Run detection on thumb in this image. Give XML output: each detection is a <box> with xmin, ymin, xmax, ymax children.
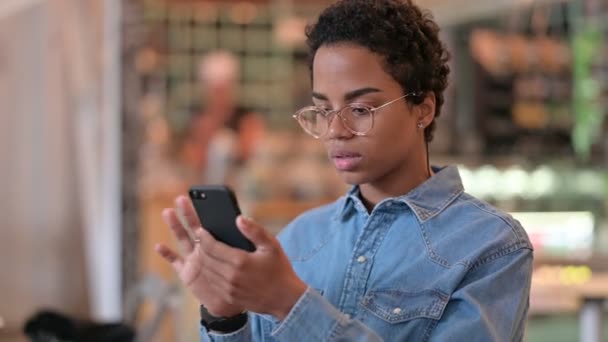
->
<box><xmin>236</xmin><ymin>215</ymin><xmax>274</xmax><ymax>250</ymax></box>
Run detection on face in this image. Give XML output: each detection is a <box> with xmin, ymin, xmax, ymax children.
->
<box><xmin>311</xmin><ymin>43</ymin><xmax>433</xmax><ymax>186</ymax></box>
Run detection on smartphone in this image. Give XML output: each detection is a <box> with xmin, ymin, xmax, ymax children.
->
<box><xmin>189</xmin><ymin>185</ymin><xmax>255</xmax><ymax>252</ymax></box>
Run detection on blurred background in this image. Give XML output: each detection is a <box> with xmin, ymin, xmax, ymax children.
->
<box><xmin>1</xmin><ymin>0</ymin><xmax>607</xmax><ymax>341</ymax></box>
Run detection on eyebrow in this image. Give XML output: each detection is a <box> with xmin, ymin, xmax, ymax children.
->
<box><xmin>312</xmin><ymin>87</ymin><xmax>382</xmax><ymax>102</ymax></box>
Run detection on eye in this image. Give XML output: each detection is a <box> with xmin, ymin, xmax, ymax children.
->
<box><xmin>350</xmin><ymin>105</ymin><xmax>370</xmax><ymax>117</ymax></box>
<box><xmin>312</xmin><ymin>103</ymin><xmax>331</xmax><ymax>111</ymax></box>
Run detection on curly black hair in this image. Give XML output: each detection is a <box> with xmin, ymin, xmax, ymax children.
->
<box><xmin>305</xmin><ymin>0</ymin><xmax>450</xmax><ymax>142</ymax></box>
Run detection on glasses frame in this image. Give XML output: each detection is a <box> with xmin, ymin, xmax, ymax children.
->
<box><xmin>292</xmin><ymin>91</ymin><xmax>422</xmax><ymax>139</ymax></box>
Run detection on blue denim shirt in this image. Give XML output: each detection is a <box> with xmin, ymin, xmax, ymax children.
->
<box><xmin>202</xmin><ymin>166</ymin><xmax>533</xmax><ymax>341</ymax></box>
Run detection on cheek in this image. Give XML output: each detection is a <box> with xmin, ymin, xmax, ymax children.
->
<box><xmin>369</xmin><ymin>115</ymin><xmax>416</xmax><ymax>154</ymax></box>
<box><xmin>367</xmin><ymin>137</ymin><xmax>411</xmax><ymax>165</ymax></box>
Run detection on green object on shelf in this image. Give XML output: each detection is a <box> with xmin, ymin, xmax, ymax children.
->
<box><xmin>571</xmin><ymin>22</ymin><xmax>605</xmax><ymax>161</ymax></box>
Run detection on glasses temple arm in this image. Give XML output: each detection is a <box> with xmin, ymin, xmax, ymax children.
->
<box><xmin>373</xmin><ymin>92</ymin><xmax>423</xmax><ymax>111</ymax></box>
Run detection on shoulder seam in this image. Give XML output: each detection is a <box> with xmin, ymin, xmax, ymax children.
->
<box><xmin>469</xmin><ymin>241</ymin><xmax>532</xmax><ymax>271</ymax></box>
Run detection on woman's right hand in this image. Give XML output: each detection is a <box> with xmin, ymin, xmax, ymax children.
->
<box><xmin>155</xmin><ymin>196</ymin><xmax>244</xmax><ymax>317</ymax></box>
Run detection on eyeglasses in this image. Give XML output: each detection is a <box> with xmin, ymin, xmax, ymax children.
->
<box><xmin>292</xmin><ymin>92</ymin><xmax>421</xmax><ymax>139</ymax></box>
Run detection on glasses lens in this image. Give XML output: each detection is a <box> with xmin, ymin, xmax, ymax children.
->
<box><xmin>341</xmin><ymin>105</ymin><xmax>372</xmax><ymax>134</ymax></box>
<box><xmin>297</xmin><ymin>109</ymin><xmax>327</xmax><ymax>137</ymax></box>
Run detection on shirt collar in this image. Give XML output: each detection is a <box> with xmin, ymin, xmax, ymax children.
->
<box><xmin>336</xmin><ymin>166</ymin><xmax>464</xmax><ymax>223</ymax></box>
<box><xmin>335</xmin><ymin>186</ymin><xmax>366</xmax><ymax>218</ymax></box>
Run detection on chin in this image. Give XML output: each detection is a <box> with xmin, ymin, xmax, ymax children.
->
<box><xmin>338</xmin><ymin>171</ymin><xmax>369</xmax><ymax>186</ymax></box>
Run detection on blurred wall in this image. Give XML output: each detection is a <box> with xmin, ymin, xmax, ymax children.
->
<box><xmin>0</xmin><ymin>2</ymin><xmax>89</xmax><ymax>338</ymax></box>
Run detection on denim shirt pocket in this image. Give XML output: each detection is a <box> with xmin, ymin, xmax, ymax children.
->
<box><xmin>360</xmin><ymin>289</ymin><xmax>449</xmax><ymax>324</ymax></box>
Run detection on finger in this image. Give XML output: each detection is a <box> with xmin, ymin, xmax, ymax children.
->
<box><xmin>195</xmin><ymin>228</ymin><xmax>245</xmax><ymax>266</ymax></box>
<box><xmin>175</xmin><ymin>195</ymin><xmax>204</xmax><ymax>236</ymax></box>
<box><xmin>236</xmin><ymin>216</ymin><xmax>274</xmax><ymax>251</ymax></box>
<box><xmin>162</xmin><ymin>208</ymin><xmax>194</xmax><ymax>253</ymax></box>
<box><xmin>155</xmin><ymin>243</ymin><xmax>185</xmax><ymax>272</ymax></box>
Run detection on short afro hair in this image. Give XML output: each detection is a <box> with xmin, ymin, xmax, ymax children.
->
<box><xmin>305</xmin><ymin>0</ymin><xmax>450</xmax><ymax>142</ymax></box>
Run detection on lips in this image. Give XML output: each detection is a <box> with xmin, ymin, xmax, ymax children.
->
<box><xmin>330</xmin><ymin>150</ymin><xmax>363</xmax><ymax>171</ymax></box>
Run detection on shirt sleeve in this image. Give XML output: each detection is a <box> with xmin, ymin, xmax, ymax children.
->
<box><xmin>430</xmin><ymin>246</ymin><xmax>533</xmax><ymax>342</ymax></box>
<box><xmin>199</xmin><ymin>288</ymin><xmax>383</xmax><ymax>342</ymax></box>
<box><xmin>270</xmin><ymin>287</ymin><xmax>383</xmax><ymax>341</ymax></box>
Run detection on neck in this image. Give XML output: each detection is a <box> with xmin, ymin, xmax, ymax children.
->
<box><xmin>359</xmin><ymin>149</ymin><xmax>432</xmax><ymax>212</ymax></box>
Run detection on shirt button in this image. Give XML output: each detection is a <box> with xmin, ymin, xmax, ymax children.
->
<box><xmin>392</xmin><ymin>307</ymin><xmax>402</xmax><ymax>314</ymax></box>
<box><xmin>357</xmin><ymin>255</ymin><xmax>367</xmax><ymax>263</ymax></box>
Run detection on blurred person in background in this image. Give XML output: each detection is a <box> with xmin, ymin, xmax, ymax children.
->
<box><xmin>229</xmin><ymin>109</ymin><xmax>267</xmax><ymax>169</ymax></box>
<box><xmin>156</xmin><ymin>1</ymin><xmax>533</xmax><ymax>341</ymax></box>
<box><xmin>196</xmin><ymin>51</ymin><xmax>266</xmax><ymax>186</ymax></box>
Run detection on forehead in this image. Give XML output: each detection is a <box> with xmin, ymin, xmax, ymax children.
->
<box><xmin>312</xmin><ymin>43</ymin><xmax>399</xmax><ymax>96</ymax></box>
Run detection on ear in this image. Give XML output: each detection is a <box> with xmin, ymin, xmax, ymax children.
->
<box><xmin>415</xmin><ymin>92</ymin><xmax>436</xmax><ymax>128</ymax></box>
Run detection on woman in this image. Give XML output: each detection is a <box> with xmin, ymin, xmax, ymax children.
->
<box><xmin>155</xmin><ymin>1</ymin><xmax>533</xmax><ymax>341</ymax></box>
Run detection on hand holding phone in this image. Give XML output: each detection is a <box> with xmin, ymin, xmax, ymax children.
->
<box><xmin>189</xmin><ymin>185</ymin><xmax>255</xmax><ymax>252</ymax></box>
<box><xmin>159</xmin><ymin>190</ymin><xmax>307</xmax><ymax>321</ymax></box>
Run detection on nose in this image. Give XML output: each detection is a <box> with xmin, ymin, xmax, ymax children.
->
<box><xmin>324</xmin><ymin>111</ymin><xmax>353</xmax><ymax>140</ymax></box>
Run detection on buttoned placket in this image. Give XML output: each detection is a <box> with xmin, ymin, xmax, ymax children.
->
<box><xmin>336</xmin><ymin>207</ymin><xmax>397</xmax><ymax>317</ymax></box>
